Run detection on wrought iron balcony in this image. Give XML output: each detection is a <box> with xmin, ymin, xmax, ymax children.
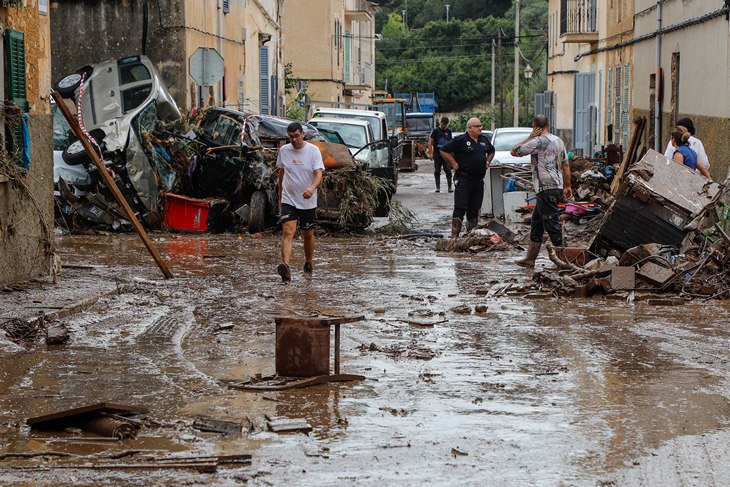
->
<box><xmin>560</xmin><ymin>0</ymin><xmax>598</xmax><ymax>43</ymax></box>
<box><xmin>345</xmin><ymin>0</ymin><xmax>374</xmax><ymax>21</ymax></box>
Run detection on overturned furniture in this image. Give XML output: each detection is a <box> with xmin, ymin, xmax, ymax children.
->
<box><xmin>589</xmin><ymin>149</ymin><xmax>723</xmax><ymax>256</ymax></box>
<box><xmin>227</xmin><ymin>314</ymin><xmax>366</xmax><ymax>391</ymax></box>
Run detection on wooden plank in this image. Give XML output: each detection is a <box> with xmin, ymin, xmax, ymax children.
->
<box><xmin>27</xmin><ymin>403</ymin><xmax>149</xmax><ymax>427</ymax></box>
<box><xmin>274</xmin><ymin>314</ymin><xmax>364</xmax><ymax>327</ymax></box>
<box><xmin>610</xmin><ymin>116</ymin><xmax>646</xmax><ymax>195</ymax></box>
<box><xmin>50</xmin><ymin>91</ymin><xmax>173</xmax><ymax>279</ymax></box>
<box><xmin>192</xmin><ymin>417</ymin><xmax>242</xmax><ymax>435</ymax></box>
<box><xmin>227</xmin><ymin>373</ymin><xmax>366</xmax><ymax>391</ymax></box>
<box><xmin>266</xmin><ymin>417</ymin><xmax>312</xmax><ymax>433</ymax></box>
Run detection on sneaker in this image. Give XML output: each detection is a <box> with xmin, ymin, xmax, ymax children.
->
<box><xmin>277</xmin><ymin>263</ymin><xmax>291</xmax><ymax>282</ymax></box>
<box><xmin>303</xmin><ymin>262</ymin><xmax>313</xmax><ymax>276</ymax></box>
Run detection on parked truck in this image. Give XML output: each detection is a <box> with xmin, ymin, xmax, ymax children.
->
<box><xmin>372</xmin><ymin>97</ymin><xmax>417</xmax><ymax>171</ymax></box>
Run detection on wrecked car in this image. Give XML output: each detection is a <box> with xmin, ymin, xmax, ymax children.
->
<box><xmin>53</xmin><ymin>55</ymin><xmax>182</xmax><ymax>228</ymax></box>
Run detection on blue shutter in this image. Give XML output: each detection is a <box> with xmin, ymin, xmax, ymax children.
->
<box><xmin>622</xmin><ymin>63</ymin><xmax>630</xmax><ymax>143</ymax></box>
<box><xmin>259</xmin><ymin>46</ymin><xmax>269</xmax><ymax>115</ymax></box>
<box><xmin>270</xmin><ymin>75</ymin><xmax>278</xmax><ymax>116</ymax></box>
<box><xmin>344</xmin><ymin>30</ymin><xmax>351</xmax><ymax>83</ymax></box>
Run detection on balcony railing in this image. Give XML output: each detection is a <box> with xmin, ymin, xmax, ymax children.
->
<box><xmin>560</xmin><ymin>0</ymin><xmax>597</xmax><ymax>40</ymax></box>
<box><xmin>345</xmin><ymin>0</ymin><xmax>373</xmax><ymax>21</ymax></box>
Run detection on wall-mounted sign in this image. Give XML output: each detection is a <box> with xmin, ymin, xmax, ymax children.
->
<box><xmin>39</xmin><ymin>0</ymin><xmax>48</xmax><ymax>15</ymax></box>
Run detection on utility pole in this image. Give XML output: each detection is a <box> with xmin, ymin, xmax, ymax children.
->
<box><xmin>498</xmin><ymin>30</ymin><xmax>504</xmax><ymax>127</ymax></box>
<box><xmin>513</xmin><ymin>0</ymin><xmax>520</xmax><ymax>127</ymax></box>
<box><xmin>491</xmin><ymin>39</ymin><xmax>496</xmax><ymax>131</ymax></box>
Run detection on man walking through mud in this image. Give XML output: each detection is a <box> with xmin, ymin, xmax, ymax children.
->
<box><xmin>428</xmin><ymin>116</ymin><xmax>453</xmax><ymax>193</ymax></box>
<box><xmin>276</xmin><ymin>122</ymin><xmax>324</xmax><ymax>282</ymax></box>
<box><xmin>510</xmin><ymin>114</ymin><xmax>571</xmax><ymax>267</ymax></box>
<box><xmin>439</xmin><ymin>117</ymin><xmax>495</xmax><ymax>237</ymax></box>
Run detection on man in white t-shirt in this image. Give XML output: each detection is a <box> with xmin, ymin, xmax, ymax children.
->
<box><xmin>275</xmin><ymin>122</ymin><xmax>325</xmax><ymax>282</ymax></box>
<box><xmin>663</xmin><ymin>117</ymin><xmax>710</xmax><ymax>174</ymax></box>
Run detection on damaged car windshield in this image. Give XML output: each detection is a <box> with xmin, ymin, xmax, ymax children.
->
<box><xmin>201</xmin><ymin>114</ymin><xmax>243</xmax><ymax>146</ymax></box>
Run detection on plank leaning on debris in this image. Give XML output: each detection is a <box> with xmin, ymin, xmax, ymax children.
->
<box><xmin>50</xmin><ymin>91</ymin><xmax>173</xmax><ymax>279</ymax></box>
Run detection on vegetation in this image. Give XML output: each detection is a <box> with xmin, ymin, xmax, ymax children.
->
<box><xmin>375</xmin><ymin>0</ymin><xmax>548</xmax><ymax>125</ymax></box>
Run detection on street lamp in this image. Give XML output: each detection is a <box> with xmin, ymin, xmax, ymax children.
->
<box><xmin>523</xmin><ymin>65</ymin><xmax>533</xmax><ymax>122</ymax></box>
<box><xmin>445</xmin><ymin>5</ymin><xmax>450</xmax><ymax>22</ymax></box>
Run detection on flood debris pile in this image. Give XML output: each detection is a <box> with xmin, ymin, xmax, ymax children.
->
<box><xmin>521</xmin><ymin>150</ymin><xmax>730</xmax><ymax>300</ymax></box>
<box><xmin>435</xmin><ymin>220</ymin><xmax>516</xmax><ymax>252</ymax></box>
<box><xmin>59</xmin><ymin>106</ymin><xmax>397</xmax><ymax>233</ymax></box>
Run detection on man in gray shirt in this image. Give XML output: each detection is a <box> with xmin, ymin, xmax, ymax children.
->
<box><xmin>511</xmin><ymin>114</ymin><xmax>571</xmax><ymax>267</ymax></box>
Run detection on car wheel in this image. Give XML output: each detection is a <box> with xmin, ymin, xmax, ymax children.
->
<box><xmin>54</xmin><ymin>66</ymin><xmax>93</xmax><ymax>99</ymax></box>
<box><xmin>249</xmin><ymin>190</ymin><xmax>267</xmax><ymax>233</ymax></box>
<box><xmin>61</xmin><ymin>131</ymin><xmax>104</xmax><ymax>166</ymax></box>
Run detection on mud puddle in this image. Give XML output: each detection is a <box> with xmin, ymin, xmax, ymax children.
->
<box><xmin>1</xmin><ymin>161</ymin><xmax>729</xmax><ymax>485</ymax></box>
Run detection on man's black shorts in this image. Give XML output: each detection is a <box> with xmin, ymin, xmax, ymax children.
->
<box><xmin>280</xmin><ymin>203</ymin><xmax>316</xmax><ymax>230</ymax></box>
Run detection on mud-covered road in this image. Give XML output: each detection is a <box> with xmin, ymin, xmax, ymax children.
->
<box><xmin>1</xmin><ymin>160</ymin><xmax>729</xmax><ymax>486</ymax></box>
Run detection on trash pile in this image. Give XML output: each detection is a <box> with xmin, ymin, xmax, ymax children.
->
<box><xmin>435</xmin><ymin>220</ymin><xmax>516</xmax><ymax>252</ymax></box>
<box><xmin>56</xmin><ymin>105</ymin><xmax>398</xmax><ymax>233</ymax></box>
<box><xmin>517</xmin><ymin>150</ymin><xmax>730</xmax><ymax>300</ymax></box>
<box><xmin>569</xmin><ymin>155</ymin><xmax>615</xmax><ymax>208</ymax></box>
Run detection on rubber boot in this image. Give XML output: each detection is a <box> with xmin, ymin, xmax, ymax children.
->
<box><xmin>516</xmin><ymin>241</ymin><xmax>541</xmax><ymax>268</ymax></box>
<box><xmin>466</xmin><ymin>218</ymin><xmax>478</xmax><ymax>233</ymax></box>
<box><xmin>451</xmin><ymin>218</ymin><xmax>462</xmax><ymax>238</ymax></box>
<box><xmin>447</xmin><ymin>178</ymin><xmax>453</xmax><ymax>193</ymax></box>
<box><xmin>435</xmin><ymin>175</ymin><xmax>441</xmax><ymax>193</ymax></box>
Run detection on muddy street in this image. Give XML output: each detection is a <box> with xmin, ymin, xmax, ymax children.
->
<box><xmin>1</xmin><ymin>160</ymin><xmax>729</xmax><ymax>486</ymax></box>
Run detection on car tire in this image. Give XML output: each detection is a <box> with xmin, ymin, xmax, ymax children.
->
<box><xmin>249</xmin><ymin>190</ymin><xmax>267</xmax><ymax>233</ymax></box>
<box><xmin>61</xmin><ymin>131</ymin><xmax>104</xmax><ymax>166</ymax></box>
<box><xmin>54</xmin><ymin>66</ymin><xmax>93</xmax><ymax>99</ymax></box>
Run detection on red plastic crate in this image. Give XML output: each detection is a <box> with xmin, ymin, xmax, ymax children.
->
<box><xmin>163</xmin><ymin>193</ymin><xmax>210</xmax><ymax>232</ymax></box>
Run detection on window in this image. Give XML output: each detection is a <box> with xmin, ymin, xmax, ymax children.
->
<box><xmin>121</xmin><ymin>84</ymin><xmax>152</xmax><ymax>113</ymax></box>
<box><xmin>119</xmin><ymin>63</ymin><xmax>151</xmax><ymax>85</ymax></box>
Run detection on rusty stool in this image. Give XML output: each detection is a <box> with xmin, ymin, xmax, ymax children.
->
<box><xmin>275</xmin><ymin>315</ymin><xmax>364</xmax><ymax>378</ymax></box>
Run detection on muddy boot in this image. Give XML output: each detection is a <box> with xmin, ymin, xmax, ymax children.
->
<box><xmin>447</xmin><ymin>179</ymin><xmax>453</xmax><ymax>193</ymax></box>
<box><xmin>516</xmin><ymin>241</ymin><xmax>541</xmax><ymax>268</ymax></box>
<box><xmin>451</xmin><ymin>218</ymin><xmax>462</xmax><ymax>238</ymax></box>
<box><xmin>466</xmin><ymin>218</ymin><xmax>478</xmax><ymax>233</ymax></box>
<box><xmin>303</xmin><ymin>262</ymin><xmax>313</xmax><ymax>276</ymax></box>
<box><xmin>435</xmin><ymin>175</ymin><xmax>441</xmax><ymax>193</ymax></box>
<box><xmin>277</xmin><ymin>263</ymin><xmax>291</xmax><ymax>282</ymax></box>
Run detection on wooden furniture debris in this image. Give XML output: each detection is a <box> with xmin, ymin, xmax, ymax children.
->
<box><xmin>226</xmin><ymin>314</ymin><xmax>366</xmax><ymax>391</ymax></box>
<box><xmin>27</xmin><ymin>403</ymin><xmax>148</xmax><ymax>439</ymax></box>
<box><xmin>610</xmin><ymin>116</ymin><xmax>646</xmax><ymax>195</ymax></box>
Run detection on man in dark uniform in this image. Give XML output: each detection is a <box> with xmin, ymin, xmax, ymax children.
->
<box><xmin>428</xmin><ymin>116</ymin><xmax>453</xmax><ymax>192</ymax></box>
<box><xmin>439</xmin><ymin>117</ymin><xmax>495</xmax><ymax>238</ymax></box>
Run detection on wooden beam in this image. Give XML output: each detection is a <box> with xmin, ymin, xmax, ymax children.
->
<box><xmin>50</xmin><ymin>91</ymin><xmax>173</xmax><ymax>279</ymax></box>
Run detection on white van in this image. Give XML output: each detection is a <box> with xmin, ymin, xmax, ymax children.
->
<box><xmin>308</xmin><ymin>118</ymin><xmax>377</xmax><ymax>168</ymax></box>
<box><xmin>310</xmin><ymin>108</ymin><xmax>397</xmax><ymax>188</ymax></box>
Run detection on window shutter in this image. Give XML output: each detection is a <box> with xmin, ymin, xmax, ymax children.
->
<box><xmin>614</xmin><ymin>65</ymin><xmax>621</xmax><ymax>144</ymax></box>
<box><xmin>344</xmin><ymin>30</ymin><xmax>351</xmax><ymax>83</ymax></box>
<box><xmin>5</xmin><ymin>29</ymin><xmax>27</xmax><ymax>167</ymax></box>
<box><xmin>222</xmin><ymin>0</ymin><xmax>230</xmax><ymax>14</ymax></box>
<box><xmin>259</xmin><ymin>46</ymin><xmax>269</xmax><ymax>115</ymax></box>
<box><xmin>5</xmin><ymin>29</ymin><xmax>27</xmax><ymax>111</ymax></box>
<box><xmin>607</xmin><ymin>67</ymin><xmax>612</xmax><ymax>126</ymax></box>
<box><xmin>622</xmin><ymin>63</ymin><xmax>630</xmax><ymax>143</ymax></box>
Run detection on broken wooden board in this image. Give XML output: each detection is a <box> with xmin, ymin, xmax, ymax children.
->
<box><xmin>27</xmin><ymin>403</ymin><xmax>149</xmax><ymax>430</ymax></box>
<box><xmin>192</xmin><ymin>417</ymin><xmax>242</xmax><ymax>435</ymax></box>
<box><xmin>266</xmin><ymin>416</ymin><xmax>312</xmax><ymax>433</ymax></box>
<box><xmin>637</xmin><ymin>261</ymin><xmax>675</xmax><ymax>287</ymax></box>
<box><xmin>226</xmin><ymin>373</ymin><xmax>366</xmax><ymax>392</ymax></box>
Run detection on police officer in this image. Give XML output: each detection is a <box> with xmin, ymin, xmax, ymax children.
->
<box><xmin>428</xmin><ymin>116</ymin><xmax>453</xmax><ymax>192</ymax></box>
<box><xmin>439</xmin><ymin>118</ymin><xmax>495</xmax><ymax>238</ymax></box>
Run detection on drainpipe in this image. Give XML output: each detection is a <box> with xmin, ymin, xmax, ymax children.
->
<box><xmin>654</xmin><ymin>0</ymin><xmax>662</xmax><ymax>151</ymax></box>
<box><xmin>218</xmin><ymin>0</ymin><xmax>224</xmax><ymax>106</ymax></box>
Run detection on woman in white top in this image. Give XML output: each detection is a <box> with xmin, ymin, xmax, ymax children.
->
<box><xmin>663</xmin><ymin>117</ymin><xmax>710</xmax><ymax>175</ymax></box>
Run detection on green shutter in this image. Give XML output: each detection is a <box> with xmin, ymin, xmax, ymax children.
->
<box><xmin>5</xmin><ymin>29</ymin><xmax>28</xmax><ymax>111</ymax></box>
<box><xmin>5</xmin><ymin>29</ymin><xmax>28</xmax><ymax>167</ymax></box>
<box><xmin>607</xmin><ymin>67</ymin><xmax>612</xmax><ymax>126</ymax></box>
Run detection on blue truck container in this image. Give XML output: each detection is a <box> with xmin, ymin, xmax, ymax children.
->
<box><xmin>394</xmin><ymin>92</ymin><xmax>438</xmax><ymax>114</ymax></box>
